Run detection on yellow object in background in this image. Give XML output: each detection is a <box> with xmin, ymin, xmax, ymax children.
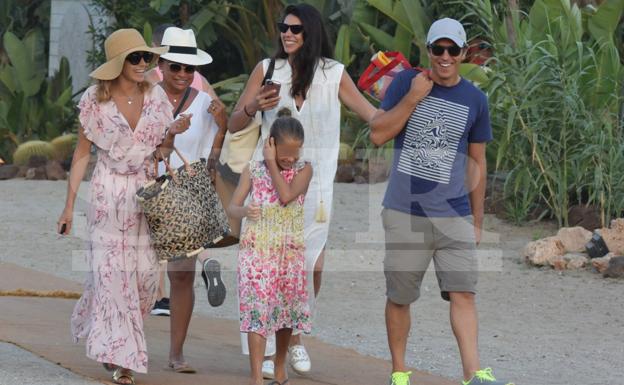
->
<box><xmin>372</xmin><ymin>51</ymin><xmax>391</xmax><ymax>67</ymax></box>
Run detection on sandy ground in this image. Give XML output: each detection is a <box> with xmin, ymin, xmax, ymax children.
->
<box><xmin>1</xmin><ymin>179</ymin><xmax>623</xmax><ymax>385</ymax></box>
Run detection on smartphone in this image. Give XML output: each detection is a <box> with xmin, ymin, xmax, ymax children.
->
<box><xmin>264</xmin><ymin>80</ymin><xmax>281</xmax><ymax>95</ymax></box>
<box><xmin>59</xmin><ymin>223</ymin><xmax>66</xmax><ymax>234</ymax></box>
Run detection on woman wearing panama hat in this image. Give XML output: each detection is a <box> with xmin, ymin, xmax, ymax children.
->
<box><xmin>57</xmin><ymin>28</ymin><xmax>190</xmax><ymax>385</ymax></box>
<box><xmin>154</xmin><ymin>26</ymin><xmax>229</xmax><ymax>374</ymax></box>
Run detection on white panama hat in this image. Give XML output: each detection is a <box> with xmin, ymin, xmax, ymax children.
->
<box><xmin>160</xmin><ymin>27</ymin><xmax>212</xmax><ymax>66</ymax></box>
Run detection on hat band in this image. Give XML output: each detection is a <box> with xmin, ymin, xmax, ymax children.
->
<box><xmin>168</xmin><ymin>45</ymin><xmax>197</xmax><ymax>55</ymax></box>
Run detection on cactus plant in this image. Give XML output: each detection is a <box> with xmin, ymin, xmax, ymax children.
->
<box><xmin>338</xmin><ymin>142</ymin><xmax>355</xmax><ymax>165</ymax></box>
<box><xmin>12</xmin><ymin>140</ymin><xmax>54</xmax><ymax>166</ymax></box>
<box><xmin>50</xmin><ymin>134</ymin><xmax>77</xmax><ymax>161</ymax></box>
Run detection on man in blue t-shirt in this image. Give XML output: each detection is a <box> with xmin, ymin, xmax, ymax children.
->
<box><xmin>370</xmin><ymin>18</ymin><xmax>513</xmax><ymax>385</ymax></box>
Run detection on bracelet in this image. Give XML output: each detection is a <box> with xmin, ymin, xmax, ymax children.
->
<box><xmin>243</xmin><ymin>104</ymin><xmax>255</xmax><ymax>118</ymax></box>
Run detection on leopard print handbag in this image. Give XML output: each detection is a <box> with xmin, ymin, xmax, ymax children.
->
<box><xmin>136</xmin><ymin>149</ymin><xmax>230</xmax><ymax>262</ymax></box>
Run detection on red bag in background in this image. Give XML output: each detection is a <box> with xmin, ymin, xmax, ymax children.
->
<box><xmin>357</xmin><ymin>51</ymin><xmax>412</xmax><ymax>101</ymax></box>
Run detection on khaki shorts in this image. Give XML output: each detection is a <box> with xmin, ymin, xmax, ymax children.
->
<box><xmin>382</xmin><ymin>208</ymin><xmax>477</xmax><ymax>303</ymax></box>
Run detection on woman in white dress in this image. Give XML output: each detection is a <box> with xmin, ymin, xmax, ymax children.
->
<box><xmin>227</xmin><ymin>4</ymin><xmax>376</xmax><ymax>381</ymax></box>
<box><xmin>157</xmin><ymin>27</ymin><xmax>228</xmax><ymax>373</ymax></box>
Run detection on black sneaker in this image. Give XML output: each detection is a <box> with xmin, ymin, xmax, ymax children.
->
<box><xmin>150</xmin><ymin>297</ymin><xmax>170</xmax><ymax>316</ymax></box>
<box><xmin>201</xmin><ymin>259</ymin><xmax>226</xmax><ymax>307</ymax></box>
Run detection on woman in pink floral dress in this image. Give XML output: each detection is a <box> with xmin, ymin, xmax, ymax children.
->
<box><xmin>57</xmin><ymin>29</ymin><xmax>190</xmax><ymax>385</ymax></box>
<box><xmin>228</xmin><ymin>109</ymin><xmax>312</xmax><ymax>385</ymax></box>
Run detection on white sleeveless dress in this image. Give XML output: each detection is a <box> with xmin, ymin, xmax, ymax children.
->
<box><xmin>240</xmin><ymin>58</ymin><xmax>344</xmax><ymax>353</ymax></box>
<box><xmin>253</xmin><ymin>57</ymin><xmax>344</xmax><ymax>271</ymax></box>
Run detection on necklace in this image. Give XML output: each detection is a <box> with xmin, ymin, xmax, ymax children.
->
<box><xmin>115</xmin><ymin>88</ymin><xmax>140</xmax><ymax>105</ymax></box>
<box><xmin>169</xmin><ymin>93</ymin><xmax>183</xmax><ymax>105</ymax></box>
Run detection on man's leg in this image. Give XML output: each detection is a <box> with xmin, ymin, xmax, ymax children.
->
<box><xmin>386</xmin><ymin>299</ymin><xmax>411</xmax><ymax>373</ymax></box>
<box><xmin>432</xmin><ymin>216</ymin><xmax>480</xmax><ymax>382</ymax></box>
<box><xmin>382</xmin><ymin>208</ymin><xmax>434</xmax><ymax>384</ymax></box>
<box><xmin>449</xmin><ymin>291</ymin><xmax>480</xmax><ymax>381</ymax></box>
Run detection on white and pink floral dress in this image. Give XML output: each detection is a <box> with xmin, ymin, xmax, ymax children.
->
<box><xmin>70</xmin><ymin>85</ymin><xmax>173</xmax><ymax>373</ymax></box>
<box><xmin>238</xmin><ymin>161</ymin><xmax>311</xmax><ymax>337</ymax></box>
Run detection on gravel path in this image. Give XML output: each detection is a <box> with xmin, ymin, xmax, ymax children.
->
<box><xmin>2</xmin><ymin>179</ymin><xmax>622</xmax><ymax>385</ymax></box>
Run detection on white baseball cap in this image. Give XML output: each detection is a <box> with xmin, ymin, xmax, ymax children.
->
<box><xmin>426</xmin><ymin>18</ymin><xmax>467</xmax><ymax>47</ymax></box>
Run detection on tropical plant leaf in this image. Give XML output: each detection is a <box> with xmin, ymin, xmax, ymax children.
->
<box><xmin>357</xmin><ymin>21</ymin><xmax>393</xmax><ymax>51</ymax></box>
<box><xmin>149</xmin><ymin>0</ymin><xmax>179</xmax><ymax>15</ymax></box>
<box><xmin>334</xmin><ymin>24</ymin><xmax>353</xmax><ymax>67</ymax></box>
<box><xmin>392</xmin><ymin>24</ymin><xmax>412</xmax><ymax>59</ymax></box>
<box><xmin>459</xmin><ymin>63</ymin><xmax>489</xmax><ymax>84</ymax></box>
<box><xmin>0</xmin><ymin>65</ymin><xmax>16</xmax><ymax>94</ymax></box>
<box><xmin>143</xmin><ymin>21</ymin><xmax>153</xmax><ymax>46</ymax></box>
<box><xmin>588</xmin><ymin>0</ymin><xmax>624</xmax><ymax>44</ymax></box>
<box><xmin>23</xmin><ymin>29</ymin><xmax>45</xmax><ymax>74</ymax></box>
<box><xmin>366</xmin><ymin>0</ymin><xmax>411</xmax><ymax>32</ymax></box>
<box><xmin>3</xmin><ymin>31</ymin><xmax>43</xmax><ymax>97</ymax></box>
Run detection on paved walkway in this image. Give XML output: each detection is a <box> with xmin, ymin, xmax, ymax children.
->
<box><xmin>0</xmin><ymin>262</ymin><xmax>455</xmax><ymax>385</ymax></box>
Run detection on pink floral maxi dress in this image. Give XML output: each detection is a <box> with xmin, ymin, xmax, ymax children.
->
<box><xmin>70</xmin><ymin>85</ymin><xmax>173</xmax><ymax>373</ymax></box>
<box><xmin>239</xmin><ymin>161</ymin><xmax>312</xmax><ymax>337</ymax></box>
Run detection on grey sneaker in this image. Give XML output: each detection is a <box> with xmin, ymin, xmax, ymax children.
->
<box><xmin>201</xmin><ymin>259</ymin><xmax>226</xmax><ymax>307</ymax></box>
<box><xmin>462</xmin><ymin>368</ymin><xmax>514</xmax><ymax>385</ymax></box>
<box><xmin>390</xmin><ymin>371</ymin><xmax>411</xmax><ymax>385</ymax></box>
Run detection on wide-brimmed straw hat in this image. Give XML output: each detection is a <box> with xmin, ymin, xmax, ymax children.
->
<box><xmin>90</xmin><ymin>28</ymin><xmax>168</xmax><ymax>80</ymax></box>
<box><xmin>160</xmin><ymin>27</ymin><xmax>212</xmax><ymax>66</ymax></box>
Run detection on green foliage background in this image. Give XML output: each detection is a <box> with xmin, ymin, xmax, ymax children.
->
<box><xmin>1</xmin><ymin>0</ymin><xmax>623</xmax><ymax>226</ymax></box>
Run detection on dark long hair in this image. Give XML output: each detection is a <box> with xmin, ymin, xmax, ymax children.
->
<box><xmin>274</xmin><ymin>4</ymin><xmax>334</xmax><ymax>100</ymax></box>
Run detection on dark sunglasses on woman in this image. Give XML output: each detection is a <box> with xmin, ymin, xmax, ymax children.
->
<box><xmin>428</xmin><ymin>44</ymin><xmax>464</xmax><ymax>57</ymax></box>
<box><xmin>126</xmin><ymin>51</ymin><xmax>154</xmax><ymax>65</ymax></box>
<box><xmin>166</xmin><ymin>61</ymin><xmax>196</xmax><ymax>74</ymax></box>
<box><xmin>277</xmin><ymin>22</ymin><xmax>304</xmax><ymax>35</ymax></box>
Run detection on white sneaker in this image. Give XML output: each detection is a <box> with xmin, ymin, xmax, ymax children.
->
<box><xmin>288</xmin><ymin>344</ymin><xmax>311</xmax><ymax>374</ymax></box>
<box><xmin>262</xmin><ymin>359</ymin><xmax>274</xmax><ymax>379</ymax></box>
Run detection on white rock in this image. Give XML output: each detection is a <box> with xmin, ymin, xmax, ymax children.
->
<box><xmin>523</xmin><ymin>237</ymin><xmax>566</xmax><ymax>266</ymax></box>
<box><xmin>556</xmin><ymin>227</ymin><xmax>592</xmax><ymax>253</ymax></box>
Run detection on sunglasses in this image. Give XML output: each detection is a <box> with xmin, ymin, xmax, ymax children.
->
<box><xmin>166</xmin><ymin>62</ymin><xmax>196</xmax><ymax>74</ymax></box>
<box><xmin>277</xmin><ymin>22</ymin><xmax>304</xmax><ymax>35</ymax></box>
<box><xmin>126</xmin><ymin>51</ymin><xmax>154</xmax><ymax>65</ymax></box>
<box><xmin>428</xmin><ymin>44</ymin><xmax>463</xmax><ymax>57</ymax></box>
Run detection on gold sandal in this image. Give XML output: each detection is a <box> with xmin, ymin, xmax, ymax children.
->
<box><xmin>112</xmin><ymin>367</ymin><xmax>135</xmax><ymax>384</ymax></box>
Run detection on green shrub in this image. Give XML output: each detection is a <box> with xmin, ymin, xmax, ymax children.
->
<box><xmin>462</xmin><ymin>0</ymin><xmax>624</xmax><ymax>226</ymax></box>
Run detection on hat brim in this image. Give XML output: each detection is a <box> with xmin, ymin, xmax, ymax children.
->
<box><xmin>427</xmin><ymin>34</ymin><xmax>466</xmax><ymax>48</ymax></box>
<box><xmin>90</xmin><ymin>45</ymin><xmax>169</xmax><ymax>81</ymax></box>
<box><xmin>160</xmin><ymin>48</ymin><xmax>212</xmax><ymax>66</ymax></box>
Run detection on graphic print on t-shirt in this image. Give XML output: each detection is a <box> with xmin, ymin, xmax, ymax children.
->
<box><xmin>398</xmin><ymin>96</ymin><xmax>469</xmax><ymax>184</ymax></box>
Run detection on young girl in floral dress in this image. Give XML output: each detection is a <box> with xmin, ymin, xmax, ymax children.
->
<box><xmin>228</xmin><ymin>108</ymin><xmax>312</xmax><ymax>385</ymax></box>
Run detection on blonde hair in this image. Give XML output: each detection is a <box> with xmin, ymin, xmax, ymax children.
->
<box><xmin>95</xmin><ymin>79</ymin><xmax>152</xmax><ymax>103</ymax></box>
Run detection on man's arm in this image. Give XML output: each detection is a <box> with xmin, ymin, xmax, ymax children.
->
<box><xmin>467</xmin><ymin>142</ymin><xmax>487</xmax><ymax>245</ymax></box>
<box><xmin>369</xmin><ymin>72</ymin><xmax>433</xmax><ymax>146</ymax></box>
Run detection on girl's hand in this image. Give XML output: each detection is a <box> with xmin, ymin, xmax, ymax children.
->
<box><xmin>168</xmin><ymin>113</ymin><xmax>193</xmax><ymax>135</ymax></box>
<box><xmin>263</xmin><ymin>137</ymin><xmax>277</xmax><ymax>162</ymax></box>
<box><xmin>245</xmin><ymin>201</ymin><xmax>261</xmax><ymax>221</ymax></box>
<box><xmin>57</xmin><ymin>206</ymin><xmax>73</xmax><ymax>235</ymax></box>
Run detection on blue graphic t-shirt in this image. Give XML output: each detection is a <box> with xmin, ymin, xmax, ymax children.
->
<box><xmin>380</xmin><ymin>69</ymin><xmax>492</xmax><ymax>217</ymax></box>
